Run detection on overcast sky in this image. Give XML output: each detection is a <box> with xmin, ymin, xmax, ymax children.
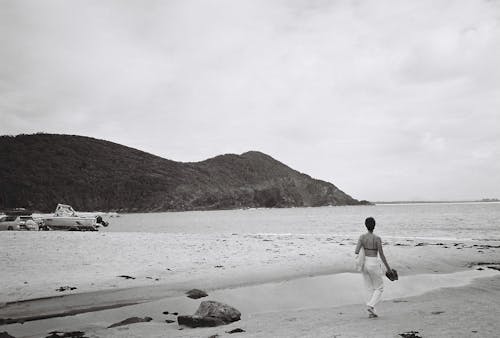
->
<box><xmin>1</xmin><ymin>0</ymin><xmax>499</xmax><ymax>201</ymax></box>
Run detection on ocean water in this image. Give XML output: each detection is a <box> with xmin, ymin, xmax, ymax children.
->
<box><xmin>103</xmin><ymin>202</ymin><xmax>500</xmax><ymax>241</ymax></box>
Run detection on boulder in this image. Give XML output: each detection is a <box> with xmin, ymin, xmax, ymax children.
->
<box><xmin>195</xmin><ymin>301</ymin><xmax>241</xmax><ymax>323</ymax></box>
<box><xmin>186</xmin><ymin>289</ymin><xmax>208</xmax><ymax>299</ymax></box>
<box><xmin>177</xmin><ymin>301</ymin><xmax>241</xmax><ymax>328</ymax></box>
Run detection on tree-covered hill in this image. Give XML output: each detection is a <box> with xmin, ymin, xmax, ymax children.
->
<box><xmin>0</xmin><ymin>134</ymin><xmax>368</xmax><ymax>212</ymax></box>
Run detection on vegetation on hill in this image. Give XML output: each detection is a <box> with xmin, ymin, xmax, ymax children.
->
<box><xmin>0</xmin><ymin>134</ymin><xmax>368</xmax><ymax>212</ymax></box>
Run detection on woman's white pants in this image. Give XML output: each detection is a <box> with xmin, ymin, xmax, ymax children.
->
<box><xmin>362</xmin><ymin>257</ymin><xmax>384</xmax><ymax>308</ymax></box>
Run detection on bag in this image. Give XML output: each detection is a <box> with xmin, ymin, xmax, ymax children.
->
<box><xmin>385</xmin><ymin>268</ymin><xmax>398</xmax><ymax>281</ymax></box>
<box><xmin>355</xmin><ymin>247</ymin><xmax>365</xmax><ymax>272</ymax></box>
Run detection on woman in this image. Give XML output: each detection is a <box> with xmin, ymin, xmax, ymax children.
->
<box><xmin>355</xmin><ymin>217</ymin><xmax>391</xmax><ymax>318</ymax></box>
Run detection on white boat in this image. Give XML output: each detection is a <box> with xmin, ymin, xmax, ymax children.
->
<box><xmin>42</xmin><ymin>204</ymin><xmax>108</xmax><ymax>231</ymax></box>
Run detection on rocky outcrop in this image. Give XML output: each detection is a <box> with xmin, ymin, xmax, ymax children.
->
<box><xmin>0</xmin><ymin>134</ymin><xmax>368</xmax><ymax>212</ymax></box>
<box><xmin>178</xmin><ymin>301</ymin><xmax>241</xmax><ymax>328</ymax></box>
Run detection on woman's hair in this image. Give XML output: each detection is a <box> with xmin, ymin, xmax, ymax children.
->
<box><xmin>365</xmin><ymin>217</ymin><xmax>376</xmax><ymax>232</ymax></box>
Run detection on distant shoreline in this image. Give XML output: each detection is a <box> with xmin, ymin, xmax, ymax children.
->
<box><xmin>375</xmin><ymin>199</ymin><xmax>499</xmax><ymax>205</ymax></box>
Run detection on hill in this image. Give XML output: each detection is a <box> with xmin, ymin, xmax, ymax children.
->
<box><xmin>0</xmin><ymin>134</ymin><xmax>368</xmax><ymax>212</ymax></box>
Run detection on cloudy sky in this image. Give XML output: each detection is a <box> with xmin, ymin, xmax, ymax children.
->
<box><xmin>1</xmin><ymin>0</ymin><xmax>499</xmax><ymax>201</ymax></box>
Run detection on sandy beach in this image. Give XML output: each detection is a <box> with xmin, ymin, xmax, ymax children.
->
<box><xmin>1</xmin><ymin>232</ymin><xmax>498</xmax><ymax>303</ymax></box>
<box><xmin>1</xmin><ymin>231</ymin><xmax>499</xmax><ymax>337</ymax></box>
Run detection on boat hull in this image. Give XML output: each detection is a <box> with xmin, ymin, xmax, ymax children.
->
<box><xmin>43</xmin><ymin>217</ymin><xmax>98</xmax><ymax>231</ymax></box>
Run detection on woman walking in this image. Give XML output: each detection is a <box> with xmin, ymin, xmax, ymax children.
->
<box><xmin>355</xmin><ymin>217</ymin><xmax>391</xmax><ymax>318</ymax></box>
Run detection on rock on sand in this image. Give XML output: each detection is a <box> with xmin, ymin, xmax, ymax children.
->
<box><xmin>178</xmin><ymin>300</ymin><xmax>241</xmax><ymax>328</ymax></box>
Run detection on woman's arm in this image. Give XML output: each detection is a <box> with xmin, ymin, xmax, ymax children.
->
<box><xmin>377</xmin><ymin>237</ymin><xmax>391</xmax><ymax>271</ymax></box>
<box><xmin>355</xmin><ymin>235</ymin><xmax>362</xmax><ymax>254</ymax></box>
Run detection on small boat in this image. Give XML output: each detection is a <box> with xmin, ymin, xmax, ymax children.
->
<box><xmin>42</xmin><ymin>204</ymin><xmax>109</xmax><ymax>231</ymax></box>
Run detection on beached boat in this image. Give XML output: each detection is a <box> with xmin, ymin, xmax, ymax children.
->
<box><xmin>42</xmin><ymin>204</ymin><xmax>108</xmax><ymax>231</ymax></box>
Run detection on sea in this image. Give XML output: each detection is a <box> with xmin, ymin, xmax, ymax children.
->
<box><xmin>102</xmin><ymin>202</ymin><xmax>500</xmax><ymax>241</ymax></box>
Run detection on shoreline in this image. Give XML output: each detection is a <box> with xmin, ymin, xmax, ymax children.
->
<box><xmin>2</xmin><ymin>267</ymin><xmax>500</xmax><ymax>338</ymax></box>
<box><xmin>5</xmin><ymin>261</ymin><xmax>497</xmax><ymax>322</ymax></box>
<box><xmin>1</xmin><ymin>232</ymin><xmax>499</xmax><ymax>304</ymax></box>
<box><xmin>22</xmin><ymin>200</ymin><xmax>500</xmax><ymax>215</ymax></box>
<box><xmin>2</xmin><ymin>255</ymin><xmax>496</xmax><ymax>310</ymax></box>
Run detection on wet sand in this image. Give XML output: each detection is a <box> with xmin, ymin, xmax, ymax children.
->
<box><xmin>157</xmin><ymin>274</ymin><xmax>500</xmax><ymax>338</ymax></box>
<box><xmin>100</xmin><ymin>274</ymin><xmax>500</xmax><ymax>338</ymax></box>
